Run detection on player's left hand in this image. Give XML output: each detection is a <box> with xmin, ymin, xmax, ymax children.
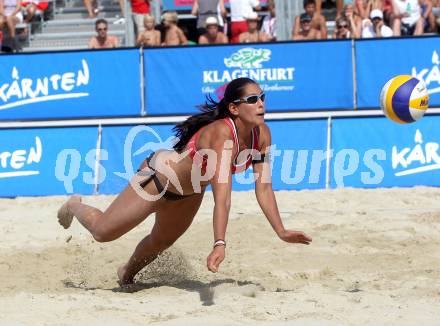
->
<box><xmin>207</xmin><ymin>246</ymin><xmax>225</xmax><ymax>273</ymax></box>
<box><xmin>278</xmin><ymin>229</ymin><xmax>312</xmax><ymax>245</ymax></box>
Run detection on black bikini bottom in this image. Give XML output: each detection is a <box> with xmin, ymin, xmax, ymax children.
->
<box><xmin>138</xmin><ymin>153</ymin><xmax>195</xmax><ymax>201</ymax></box>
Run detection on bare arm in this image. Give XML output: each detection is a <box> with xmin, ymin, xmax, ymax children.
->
<box><xmin>0</xmin><ymin>0</ymin><xmax>4</xmax><ymax>15</ymax></box>
<box><xmin>198</xmin><ymin>34</ymin><xmax>208</xmax><ymax>44</ymax></box>
<box><xmin>292</xmin><ymin>16</ymin><xmax>301</xmax><ymax>39</ymax></box>
<box><xmin>219</xmin><ymin>0</ymin><xmax>227</xmax><ymax>17</ymax></box>
<box><xmin>191</xmin><ymin>0</ymin><xmax>198</xmax><ymax>16</ymax></box>
<box><xmin>206</xmin><ymin>127</ymin><xmax>234</xmax><ymax>273</ymax></box>
<box><xmin>253</xmin><ymin>124</ymin><xmax>312</xmax><ymax>245</ymax></box>
<box><xmin>178</xmin><ymin>28</ymin><xmax>188</xmax><ymax>45</ymax></box>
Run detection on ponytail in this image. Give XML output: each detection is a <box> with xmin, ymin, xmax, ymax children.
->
<box><xmin>173</xmin><ymin>95</ymin><xmax>230</xmax><ymax>151</ymax></box>
<box><xmin>172</xmin><ymin>77</ymin><xmax>258</xmax><ymax>152</ymax></box>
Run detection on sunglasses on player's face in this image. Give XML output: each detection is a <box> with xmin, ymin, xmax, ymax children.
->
<box><xmin>233</xmin><ymin>92</ymin><xmax>266</xmax><ymax>104</ymax></box>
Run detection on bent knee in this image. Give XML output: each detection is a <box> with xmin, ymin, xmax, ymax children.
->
<box><xmin>150</xmin><ymin>235</ymin><xmax>176</xmax><ymax>251</ymax></box>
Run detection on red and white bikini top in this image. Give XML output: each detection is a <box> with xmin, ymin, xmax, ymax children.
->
<box><xmin>186</xmin><ymin>117</ymin><xmax>259</xmax><ymax>174</ymax></box>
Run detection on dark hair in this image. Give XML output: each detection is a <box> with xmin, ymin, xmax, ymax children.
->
<box><xmin>303</xmin><ymin>0</ymin><xmax>316</xmax><ymax>7</ymax></box>
<box><xmin>173</xmin><ymin>77</ymin><xmax>257</xmax><ymax>152</ymax></box>
<box><xmin>95</xmin><ymin>19</ymin><xmax>108</xmax><ymax>28</ymax></box>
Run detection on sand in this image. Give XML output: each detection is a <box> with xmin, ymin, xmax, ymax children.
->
<box><xmin>1</xmin><ymin>187</ymin><xmax>440</xmax><ymax>325</ymax></box>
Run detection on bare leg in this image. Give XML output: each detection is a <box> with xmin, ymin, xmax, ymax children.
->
<box><xmin>414</xmin><ymin>18</ymin><xmax>424</xmax><ymax>35</ymax></box>
<box><xmin>84</xmin><ymin>0</ymin><xmax>96</xmax><ymax>18</ymax></box>
<box><xmin>118</xmin><ymin>191</ymin><xmax>205</xmax><ymax>285</ymax></box>
<box><xmin>57</xmin><ymin>161</ymin><xmax>164</xmax><ymax>242</ymax></box>
<box><xmin>393</xmin><ymin>17</ymin><xmax>401</xmax><ymax>36</ymax></box>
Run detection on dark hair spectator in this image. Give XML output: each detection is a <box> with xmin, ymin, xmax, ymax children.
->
<box><xmin>293</xmin><ymin>0</ymin><xmax>328</xmax><ymax>39</ymax></box>
<box><xmin>89</xmin><ymin>18</ymin><xmax>119</xmax><ymax>48</ymax></box>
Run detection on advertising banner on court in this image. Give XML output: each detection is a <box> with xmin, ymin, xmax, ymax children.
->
<box><xmin>356</xmin><ymin>36</ymin><xmax>440</xmax><ymax>108</ymax></box>
<box><xmin>0</xmin><ymin>127</ymin><xmax>97</xmax><ymax>197</ymax></box>
<box><xmin>144</xmin><ymin>41</ymin><xmax>353</xmax><ymax>115</ymax></box>
<box><xmin>0</xmin><ymin>49</ymin><xmax>141</xmax><ymax>120</ymax></box>
<box><xmin>330</xmin><ymin>116</ymin><xmax>440</xmax><ymax>188</ymax></box>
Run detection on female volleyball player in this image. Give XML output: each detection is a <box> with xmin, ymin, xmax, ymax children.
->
<box><xmin>58</xmin><ymin>78</ymin><xmax>312</xmax><ymax>285</ymax></box>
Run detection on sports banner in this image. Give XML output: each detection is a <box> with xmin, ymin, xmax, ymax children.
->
<box><xmin>355</xmin><ymin>36</ymin><xmax>440</xmax><ymax>108</ymax></box>
<box><xmin>0</xmin><ymin>127</ymin><xmax>97</xmax><ymax>197</ymax></box>
<box><xmin>330</xmin><ymin>115</ymin><xmax>440</xmax><ymax>188</ymax></box>
<box><xmin>98</xmin><ymin>119</ymin><xmax>327</xmax><ymax>195</ymax></box>
<box><xmin>144</xmin><ymin>41</ymin><xmax>354</xmax><ymax>115</ymax></box>
<box><xmin>0</xmin><ymin>49</ymin><xmax>141</xmax><ymax>120</ymax></box>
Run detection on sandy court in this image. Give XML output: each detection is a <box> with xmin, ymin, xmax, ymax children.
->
<box><xmin>1</xmin><ymin>187</ymin><xmax>440</xmax><ymax>325</ymax></box>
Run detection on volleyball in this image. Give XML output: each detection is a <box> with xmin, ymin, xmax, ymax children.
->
<box><xmin>379</xmin><ymin>75</ymin><xmax>429</xmax><ymax>124</ymax></box>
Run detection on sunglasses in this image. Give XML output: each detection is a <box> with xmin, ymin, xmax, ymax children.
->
<box><xmin>233</xmin><ymin>92</ymin><xmax>265</xmax><ymax>104</ymax></box>
<box><xmin>337</xmin><ymin>24</ymin><xmax>348</xmax><ymax>29</ymax></box>
<box><xmin>97</xmin><ymin>28</ymin><xmax>107</xmax><ymax>31</ymax></box>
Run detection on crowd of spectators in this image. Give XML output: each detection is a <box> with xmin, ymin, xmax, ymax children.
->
<box><xmin>122</xmin><ymin>0</ymin><xmax>440</xmax><ymax>49</ymax></box>
<box><xmin>1</xmin><ymin>0</ymin><xmax>440</xmax><ymax>52</ymax></box>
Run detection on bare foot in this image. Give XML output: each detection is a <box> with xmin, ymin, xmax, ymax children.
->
<box><xmin>57</xmin><ymin>195</ymin><xmax>82</xmax><ymax>229</ymax></box>
<box><xmin>117</xmin><ymin>264</ymin><xmax>134</xmax><ymax>287</ymax></box>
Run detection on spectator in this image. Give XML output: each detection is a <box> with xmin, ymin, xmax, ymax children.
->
<box><xmin>293</xmin><ymin>0</ymin><xmax>327</xmax><ymax>39</ymax></box>
<box><xmin>333</xmin><ymin>16</ymin><xmax>355</xmax><ymax>38</ymax></box>
<box><xmin>131</xmin><ymin>0</ymin><xmax>151</xmax><ymax>37</ymax></box>
<box><xmin>342</xmin><ymin>3</ymin><xmax>362</xmax><ymax>37</ymax></box>
<box><xmin>198</xmin><ymin>16</ymin><xmax>228</xmax><ymax>44</ymax></box>
<box><xmin>88</xmin><ymin>18</ymin><xmax>119</xmax><ymax>49</ymax></box>
<box><xmin>230</xmin><ymin>0</ymin><xmax>261</xmax><ymax>43</ymax></box>
<box><xmin>136</xmin><ymin>14</ymin><xmax>160</xmax><ymax>46</ymax></box>
<box><xmin>0</xmin><ymin>0</ymin><xmax>23</xmax><ymax>51</ymax></box>
<box><xmin>162</xmin><ymin>11</ymin><xmax>187</xmax><ymax>46</ymax></box>
<box><xmin>261</xmin><ymin>0</ymin><xmax>276</xmax><ymax>41</ymax></box>
<box><xmin>391</xmin><ymin>0</ymin><xmax>424</xmax><ymax>35</ymax></box>
<box><xmin>191</xmin><ymin>0</ymin><xmax>226</xmax><ymax>35</ymax></box>
<box><xmin>292</xmin><ymin>13</ymin><xmax>321</xmax><ymax>40</ymax></box>
<box><xmin>361</xmin><ymin>8</ymin><xmax>394</xmax><ymax>36</ymax></box>
<box><xmin>21</xmin><ymin>0</ymin><xmax>48</xmax><ymax>23</ymax></box>
<box><xmin>238</xmin><ymin>11</ymin><xmax>270</xmax><ymax>42</ymax></box>
<box><xmin>428</xmin><ymin>0</ymin><xmax>440</xmax><ymax>32</ymax></box>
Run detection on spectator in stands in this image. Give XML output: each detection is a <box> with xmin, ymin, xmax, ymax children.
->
<box><xmin>361</xmin><ymin>8</ymin><xmax>394</xmax><ymax>36</ymax></box>
<box><xmin>230</xmin><ymin>0</ymin><xmax>261</xmax><ymax>43</ymax></box>
<box><xmin>261</xmin><ymin>0</ymin><xmax>276</xmax><ymax>41</ymax></box>
<box><xmin>428</xmin><ymin>0</ymin><xmax>440</xmax><ymax>32</ymax></box>
<box><xmin>293</xmin><ymin>0</ymin><xmax>327</xmax><ymax>39</ymax></box>
<box><xmin>342</xmin><ymin>3</ymin><xmax>362</xmax><ymax>37</ymax></box>
<box><xmin>136</xmin><ymin>14</ymin><xmax>160</xmax><ymax>46</ymax></box>
<box><xmin>0</xmin><ymin>0</ymin><xmax>23</xmax><ymax>51</ymax></box>
<box><xmin>391</xmin><ymin>0</ymin><xmax>424</xmax><ymax>35</ymax></box>
<box><xmin>191</xmin><ymin>0</ymin><xmax>226</xmax><ymax>35</ymax></box>
<box><xmin>292</xmin><ymin>13</ymin><xmax>321</xmax><ymax>40</ymax></box>
<box><xmin>198</xmin><ymin>16</ymin><xmax>228</xmax><ymax>44</ymax></box>
<box><xmin>88</xmin><ymin>18</ymin><xmax>119</xmax><ymax>49</ymax></box>
<box><xmin>333</xmin><ymin>16</ymin><xmax>356</xmax><ymax>38</ymax></box>
<box><xmin>238</xmin><ymin>11</ymin><xmax>270</xmax><ymax>42</ymax></box>
<box><xmin>21</xmin><ymin>0</ymin><xmax>48</xmax><ymax>23</ymax></box>
<box><xmin>162</xmin><ymin>11</ymin><xmax>188</xmax><ymax>46</ymax></box>
<box><xmin>131</xmin><ymin>0</ymin><xmax>151</xmax><ymax>37</ymax></box>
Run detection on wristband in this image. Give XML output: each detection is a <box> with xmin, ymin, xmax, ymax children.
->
<box><xmin>214</xmin><ymin>239</ymin><xmax>226</xmax><ymax>248</ymax></box>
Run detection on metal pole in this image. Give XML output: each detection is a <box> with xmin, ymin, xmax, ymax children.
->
<box><xmin>124</xmin><ymin>0</ymin><xmax>135</xmax><ymax>46</ymax></box>
<box><xmin>351</xmin><ymin>38</ymin><xmax>358</xmax><ymax>110</ymax></box>
<box><xmin>325</xmin><ymin>116</ymin><xmax>332</xmax><ymax>189</ymax></box>
<box><xmin>93</xmin><ymin>124</ymin><xmax>103</xmax><ymax>194</ymax></box>
<box><xmin>140</xmin><ymin>46</ymin><xmax>146</xmax><ymax>116</ymax></box>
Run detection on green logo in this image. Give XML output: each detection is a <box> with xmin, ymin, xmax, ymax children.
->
<box><xmin>224</xmin><ymin>48</ymin><xmax>271</xmax><ymax>69</ymax></box>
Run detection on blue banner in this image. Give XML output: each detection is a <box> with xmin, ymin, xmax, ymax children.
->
<box><xmin>0</xmin><ymin>127</ymin><xmax>97</xmax><ymax>197</ymax></box>
<box><xmin>98</xmin><ymin>119</ymin><xmax>327</xmax><ymax>195</ymax></box>
<box><xmin>330</xmin><ymin>115</ymin><xmax>440</xmax><ymax>188</ymax></box>
<box><xmin>144</xmin><ymin>41</ymin><xmax>354</xmax><ymax>115</ymax></box>
<box><xmin>0</xmin><ymin>49</ymin><xmax>141</xmax><ymax>120</ymax></box>
<box><xmin>356</xmin><ymin>36</ymin><xmax>440</xmax><ymax>108</ymax></box>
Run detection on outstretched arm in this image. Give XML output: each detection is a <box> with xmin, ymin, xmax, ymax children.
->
<box><xmin>253</xmin><ymin>124</ymin><xmax>312</xmax><ymax>245</ymax></box>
